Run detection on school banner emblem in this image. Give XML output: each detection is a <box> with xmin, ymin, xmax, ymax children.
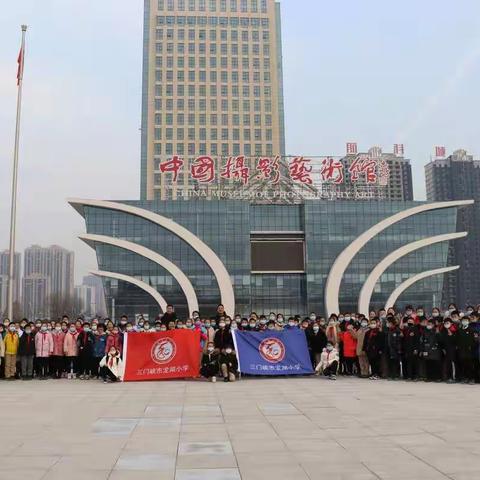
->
<box><xmin>123</xmin><ymin>330</ymin><xmax>200</xmax><ymax>381</ymax></box>
<box><xmin>233</xmin><ymin>329</ymin><xmax>313</xmax><ymax>376</ymax></box>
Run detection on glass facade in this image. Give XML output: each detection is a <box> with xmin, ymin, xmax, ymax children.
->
<box><xmin>79</xmin><ymin>199</ymin><xmax>460</xmax><ymax>319</ymax></box>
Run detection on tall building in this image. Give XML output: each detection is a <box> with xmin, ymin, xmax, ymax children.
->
<box><xmin>23</xmin><ymin>245</ymin><xmax>75</xmax><ymax>318</ymax></box>
<box><xmin>342</xmin><ymin>146</ymin><xmax>413</xmax><ymax>201</ymax></box>
<box><xmin>23</xmin><ymin>274</ymin><xmax>51</xmax><ymax>320</ymax></box>
<box><xmin>141</xmin><ymin>0</ymin><xmax>286</xmax><ymax>200</ymax></box>
<box><xmin>425</xmin><ymin>149</ymin><xmax>480</xmax><ymax>305</ymax></box>
<box><xmin>0</xmin><ymin>251</ymin><xmax>22</xmax><ymax>313</ymax></box>
<box><xmin>74</xmin><ymin>275</ymin><xmax>107</xmax><ymax>317</ymax></box>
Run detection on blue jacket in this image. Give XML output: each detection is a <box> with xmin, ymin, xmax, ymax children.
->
<box><xmin>93</xmin><ymin>334</ymin><xmax>107</xmax><ymax>357</ymax></box>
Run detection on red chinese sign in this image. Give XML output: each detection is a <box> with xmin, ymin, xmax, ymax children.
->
<box><xmin>158</xmin><ymin>155</ymin><xmax>390</xmax><ymax>187</ymax></box>
<box><xmin>123</xmin><ymin>330</ymin><xmax>200</xmax><ymax>382</ymax></box>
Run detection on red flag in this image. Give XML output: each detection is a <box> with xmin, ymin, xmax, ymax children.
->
<box><xmin>122</xmin><ymin>330</ymin><xmax>201</xmax><ymax>382</ymax></box>
<box><xmin>435</xmin><ymin>146</ymin><xmax>446</xmax><ymax>158</ymax></box>
<box><xmin>17</xmin><ymin>46</ymin><xmax>24</xmax><ymax>86</ymax></box>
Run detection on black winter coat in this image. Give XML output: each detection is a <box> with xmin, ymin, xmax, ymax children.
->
<box><xmin>308</xmin><ymin>330</ymin><xmax>328</xmax><ymax>353</ymax></box>
<box><xmin>456</xmin><ymin>327</ymin><xmax>475</xmax><ymax>360</ymax></box>
<box><xmin>402</xmin><ymin>325</ymin><xmax>421</xmax><ymax>357</ymax></box>
<box><xmin>363</xmin><ymin>329</ymin><xmax>385</xmax><ymax>357</ymax></box>
<box><xmin>18</xmin><ymin>332</ymin><xmax>36</xmax><ymax>356</ymax></box>
<box><xmin>438</xmin><ymin>328</ymin><xmax>457</xmax><ymax>359</ymax></box>
<box><xmin>420</xmin><ymin>329</ymin><xmax>441</xmax><ymax>361</ymax></box>
<box><xmin>386</xmin><ymin>327</ymin><xmax>402</xmax><ymax>359</ymax></box>
<box><xmin>214</xmin><ymin>328</ymin><xmax>233</xmax><ymax>350</ymax></box>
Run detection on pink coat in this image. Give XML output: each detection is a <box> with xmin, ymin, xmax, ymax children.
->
<box><xmin>63</xmin><ymin>331</ymin><xmax>79</xmax><ymax>356</ymax></box>
<box><xmin>35</xmin><ymin>331</ymin><xmax>53</xmax><ymax>358</ymax></box>
<box><xmin>51</xmin><ymin>331</ymin><xmax>66</xmax><ymax>356</ymax></box>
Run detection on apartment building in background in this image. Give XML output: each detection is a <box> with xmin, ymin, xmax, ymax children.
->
<box><xmin>0</xmin><ymin>251</ymin><xmax>22</xmax><ymax>314</ymax></box>
<box><xmin>425</xmin><ymin>149</ymin><xmax>480</xmax><ymax>306</ymax></box>
<box><xmin>23</xmin><ymin>245</ymin><xmax>75</xmax><ymax>318</ymax></box>
<box><xmin>141</xmin><ymin>0</ymin><xmax>286</xmax><ymax>200</ymax></box>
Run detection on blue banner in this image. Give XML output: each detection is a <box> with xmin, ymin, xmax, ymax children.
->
<box><xmin>232</xmin><ymin>329</ymin><xmax>314</xmax><ymax>376</ymax></box>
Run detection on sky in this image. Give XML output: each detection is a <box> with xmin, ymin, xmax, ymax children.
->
<box><xmin>1</xmin><ymin>0</ymin><xmax>480</xmax><ymax>283</ymax></box>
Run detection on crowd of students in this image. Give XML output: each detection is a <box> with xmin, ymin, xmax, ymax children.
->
<box><xmin>1</xmin><ymin>302</ymin><xmax>480</xmax><ymax>384</ymax></box>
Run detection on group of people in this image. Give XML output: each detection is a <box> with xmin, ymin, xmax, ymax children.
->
<box><xmin>0</xmin><ymin>315</ymin><xmax>124</xmax><ymax>382</ymax></box>
<box><xmin>1</xmin><ymin>302</ymin><xmax>480</xmax><ymax>384</ymax></box>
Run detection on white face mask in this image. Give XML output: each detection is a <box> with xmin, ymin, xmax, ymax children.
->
<box><xmin>361</xmin><ymin>321</ymin><xmax>368</xmax><ymax>328</ymax></box>
<box><xmin>207</xmin><ymin>347</ymin><xmax>214</xmax><ymax>352</ymax></box>
<box><xmin>326</xmin><ymin>346</ymin><xmax>333</xmax><ymax>351</ymax></box>
<box><xmin>426</xmin><ymin>325</ymin><xmax>433</xmax><ymax>330</ymax></box>
<box><xmin>432</xmin><ymin>312</ymin><xmax>439</xmax><ymax>317</ymax></box>
<box><xmin>313</xmin><ymin>326</ymin><xmax>319</xmax><ymax>333</ymax></box>
<box><xmin>225</xmin><ymin>349</ymin><xmax>232</xmax><ymax>354</ymax></box>
<box><xmin>444</xmin><ymin>322</ymin><xmax>451</xmax><ymax>329</ymax></box>
<box><xmin>9</xmin><ymin>326</ymin><xmax>16</xmax><ymax>332</ymax></box>
<box><xmin>462</xmin><ymin>320</ymin><xmax>469</xmax><ymax>327</ymax></box>
<box><xmin>310</xmin><ymin>315</ymin><xmax>316</xmax><ymax>321</ymax></box>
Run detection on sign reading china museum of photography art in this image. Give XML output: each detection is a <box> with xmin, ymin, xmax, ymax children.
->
<box><xmin>156</xmin><ymin>154</ymin><xmax>391</xmax><ymax>201</ymax></box>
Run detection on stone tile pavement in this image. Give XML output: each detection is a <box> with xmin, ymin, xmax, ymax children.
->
<box><xmin>0</xmin><ymin>377</ymin><xmax>479</xmax><ymax>479</ymax></box>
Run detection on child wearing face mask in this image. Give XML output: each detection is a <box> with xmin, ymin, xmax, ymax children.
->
<box><xmin>213</xmin><ymin>320</ymin><xmax>233</xmax><ymax>351</ymax></box>
<box><xmin>105</xmin><ymin>327</ymin><xmax>123</xmax><ymax>357</ymax></box>
<box><xmin>92</xmin><ymin>324</ymin><xmax>108</xmax><ymax>378</ymax></box>
<box><xmin>99</xmin><ymin>347</ymin><xmax>124</xmax><ymax>383</ymax></box>
<box><xmin>456</xmin><ymin>316</ymin><xmax>475</xmax><ymax>383</ymax></box>
<box><xmin>64</xmin><ymin>324</ymin><xmax>79</xmax><ymax>379</ymax></box>
<box><xmin>51</xmin><ymin>323</ymin><xmax>66</xmax><ymax>379</ymax></box>
<box><xmin>353</xmin><ymin>317</ymin><xmax>370</xmax><ymax>378</ymax></box>
<box><xmin>315</xmin><ymin>342</ymin><xmax>339</xmax><ymax>380</ymax></box>
<box><xmin>77</xmin><ymin>323</ymin><xmax>95</xmax><ymax>380</ymax></box>
<box><xmin>201</xmin><ymin>342</ymin><xmax>219</xmax><ymax>382</ymax></box>
<box><xmin>439</xmin><ymin>318</ymin><xmax>457</xmax><ymax>383</ymax></box>
<box><xmin>18</xmin><ymin>324</ymin><xmax>36</xmax><ymax>379</ymax></box>
<box><xmin>420</xmin><ymin>319</ymin><xmax>441</xmax><ymax>381</ymax></box>
<box><xmin>4</xmin><ymin>324</ymin><xmax>19</xmax><ymax>380</ymax></box>
<box><xmin>35</xmin><ymin>323</ymin><xmax>53</xmax><ymax>379</ymax></box>
<box><xmin>308</xmin><ymin>322</ymin><xmax>328</xmax><ymax>369</ymax></box>
<box><xmin>219</xmin><ymin>346</ymin><xmax>238</xmax><ymax>382</ymax></box>
<box><xmin>340</xmin><ymin>323</ymin><xmax>358</xmax><ymax>376</ymax></box>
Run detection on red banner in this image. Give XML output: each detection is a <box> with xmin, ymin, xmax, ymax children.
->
<box><xmin>123</xmin><ymin>330</ymin><xmax>200</xmax><ymax>382</ymax></box>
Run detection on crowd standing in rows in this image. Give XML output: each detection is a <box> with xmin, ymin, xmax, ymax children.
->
<box><xmin>1</xmin><ymin>303</ymin><xmax>479</xmax><ymax>384</ymax></box>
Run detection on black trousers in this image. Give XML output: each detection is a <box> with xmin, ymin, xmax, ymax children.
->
<box><xmin>425</xmin><ymin>360</ymin><xmax>440</xmax><ymax>381</ymax></box>
<box><xmin>387</xmin><ymin>358</ymin><xmax>400</xmax><ymax>378</ymax></box>
<box><xmin>403</xmin><ymin>355</ymin><xmax>417</xmax><ymax>380</ymax></box>
<box><xmin>65</xmin><ymin>356</ymin><xmax>78</xmax><ymax>374</ymax></box>
<box><xmin>457</xmin><ymin>358</ymin><xmax>474</xmax><ymax>381</ymax></box>
<box><xmin>100</xmin><ymin>366</ymin><xmax>117</xmax><ymax>382</ymax></box>
<box><xmin>368</xmin><ymin>355</ymin><xmax>381</xmax><ymax>376</ymax></box>
<box><xmin>37</xmin><ymin>357</ymin><xmax>49</xmax><ymax>377</ymax></box>
<box><xmin>78</xmin><ymin>354</ymin><xmax>93</xmax><ymax>375</ymax></box>
<box><xmin>51</xmin><ymin>355</ymin><xmax>64</xmax><ymax>378</ymax></box>
<box><xmin>323</xmin><ymin>361</ymin><xmax>338</xmax><ymax>376</ymax></box>
<box><xmin>344</xmin><ymin>357</ymin><xmax>356</xmax><ymax>375</ymax></box>
<box><xmin>92</xmin><ymin>357</ymin><xmax>102</xmax><ymax>377</ymax></box>
<box><xmin>200</xmin><ymin>365</ymin><xmax>218</xmax><ymax>378</ymax></box>
<box><xmin>442</xmin><ymin>356</ymin><xmax>455</xmax><ymax>381</ymax></box>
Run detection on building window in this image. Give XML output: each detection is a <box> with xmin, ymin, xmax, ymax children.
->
<box><xmin>188</xmin><ymin>0</ymin><xmax>195</xmax><ymax>10</ymax></box>
<box><xmin>211</xmin><ymin>128</ymin><xmax>218</xmax><ymax>140</ymax></box>
<box><xmin>230</xmin><ymin>0</ymin><xmax>237</xmax><ymax>11</ymax></box>
<box><xmin>222</xmin><ymin>143</ymin><xmax>229</xmax><ymax>155</ymax></box>
<box><xmin>167</xmin><ymin>0</ymin><xmax>174</xmax><ymax>10</ymax></box>
<box><xmin>188</xmin><ymin>143</ymin><xmax>195</xmax><ymax>155</ymax></box>
<box><xmin>209</xmin><ymin>0</ymin><xmax>216</xmax><ymax>11</ymax></box>
<box><xmin>251</xmin><ymin>0</ymin><xmax>258</xmax><ymax>13</ymax></box>
<box><xmin>158</xmin><ymin>0</ymin><xmax>165</xmax><ymax>9</ymax></box>
<box><xmin>211</xmin><ymin>143</ymin><xmax>218</xmax><ymax>154</ymax></box>
<box><xmin>199</xmin><ymin>0</ymin><xmax>206</xmax><ymax>10</ymax></box>
<box><xmin>177</xmin><ymin>113</ymin><xmax>185</xmax><ymax>124</ymax></box>
<box><xmin>166</xmin><ymin>128</ymin><xmax>173</xmax><ymax>140</ymax></box>
<box><xmin>241</xmin><ymin>0</ymin><xmax>247</xmax><ymax>13</ymax></box>
<box><xmin>220</xmin><ymin>0</ymin><xmax>227</xmax><ymax>11</ymax></box>
<box><xmin>244</xmin><ymin>129</ymin><xmax>250</xmax><ymax>140</ymax></box>
<box><xmin>166</xmin><ymin>113</ymin><xmax>174</xmax><ymax>125</ymax></box>
<box><xmin>188</xmin><ymin>113</ymin><xmax>195</xmax><ymax>124</ymax></box>
<box><xmin>166</xmin><ymin>143</ymin><xmax>173</xmax><ymax>154</ymax></box>
<box><xmin>154</xmin><ymin>128</ymin><xmax>162</xmax><ymax>140</ymax></box>
<box><xmin>155</xmin><ymin>143</ymin><xmax>162</xmax><ymax>155</ymax></box>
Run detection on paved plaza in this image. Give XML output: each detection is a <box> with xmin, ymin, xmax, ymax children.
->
<box><xmin>0</xmin><ymin>377</ymin><xmax>479</xmax><ymax>480</ymax></box>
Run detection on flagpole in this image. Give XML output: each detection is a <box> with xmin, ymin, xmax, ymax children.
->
<box><xmin>7</xmin><ymin>25</ymin><xmax>27</xmax><ymax>321</ymax></box>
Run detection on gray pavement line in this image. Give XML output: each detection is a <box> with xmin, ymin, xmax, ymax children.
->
<box><xmin>106</xmin><ymin>419</ymin><xmax>140</xmax><ymax>479</ymax></box>
<box><xmin>399</xmin><ymin>445</ymin><xmax>455</xmax><ymax>480</ymax></box>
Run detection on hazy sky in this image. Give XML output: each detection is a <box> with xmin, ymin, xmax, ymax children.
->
<box><xmin>1</xmin><ymin>0</ymin><xmax>480</xmax><ymax>283</ymax></box>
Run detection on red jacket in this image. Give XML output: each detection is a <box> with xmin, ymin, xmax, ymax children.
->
<box><xmin>51</xmin><ymin>331</ymin><xmax>66</xmax><ymax>356</ymax></box>
<box><xmin>105</xmin><ymin>333</ymin><xmax>123</xmax><ymax>355</ymax></box>
<box><xmin>341</xmin><ymin>330</ymin><xmax>358</xmax><ymax>358</ymax></box>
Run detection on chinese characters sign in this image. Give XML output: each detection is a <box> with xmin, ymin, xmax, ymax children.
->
<box><xmin>158</xmin><ymin>155</ymin><xmax>390</xmax><ymax>188</ymax></box>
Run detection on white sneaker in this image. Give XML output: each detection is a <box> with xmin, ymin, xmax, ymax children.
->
<box><xmin>211</xmin><ymin>376</ymin><xmax>217</xmax><ymax>383</ymax></box>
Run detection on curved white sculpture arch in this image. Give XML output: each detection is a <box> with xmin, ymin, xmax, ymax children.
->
<box><xmin>69</xmin><ymin>198</ymin><xmax>235</xmax><ymax>316</ymax></box>
<box><xmin>324</xmin><ymin>200</ymin><xmax>474</xmax><ymax>316</ymax></box>
<box><xmin>91</xmin><ymin>270</ymin><xmax>168</xmax><ymax>313</ymax></box>
<box><xmin>385</xmin><ymin>265</ymin><xmax>460</xmax><ymax>311</ymax></box>
<box><xmin>79</xmin><ymin>233</ymin><xmax>199</xmax><ymax>316</ymax></box>
<box><xmin>358</xmin><ymin>232</ymin><xmax>467</xmax><ymax>315</ymax></box>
